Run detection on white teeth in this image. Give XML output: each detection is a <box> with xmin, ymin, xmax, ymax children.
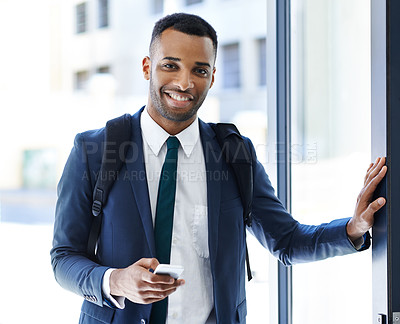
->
<box><xmin>168</xmin><ymin>93</ymin><xmax>190</xmax><ymax>101</ymax></box>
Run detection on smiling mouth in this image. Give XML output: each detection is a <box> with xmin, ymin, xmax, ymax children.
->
<box><xmin>164</xmin><ymin>91</ymin><xmax>194</xmax><ymax>102</ymax></box>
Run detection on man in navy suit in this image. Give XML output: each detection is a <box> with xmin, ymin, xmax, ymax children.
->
<box><xmin>51</xmin><ymin>13</ymin><xmax>387</xmax><ymax>324</ymax></box>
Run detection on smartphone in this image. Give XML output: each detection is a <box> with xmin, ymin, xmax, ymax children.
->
<box><xmin>153</xmin><ymin>264</ymin><xmax>184</xmax><ymax>279</ymax></box>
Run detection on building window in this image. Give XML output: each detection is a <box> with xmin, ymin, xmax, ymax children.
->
<box><xmin>185</xmin><ymin>0</ymin><xmax>203</xmax><ymax>5</ymax></box>
<box><xmin>23</xmin><ymin>149</ymin><xmax>57</xmax><ymax>189</ymax></box>
<box><xmin>152</xmin><ymin>0</ymin><xmax>164</xmax><ymax>14</ymax></box>
<box><xmin>222</xmin><ymin>43</ymin><xmax>241</xmax><ymax>88</ymax></box>
<box><xmin>258</xmin><ymin>38</ymin><xmax>266</xmax><ymax>86</ymax></box>
<box><xmin>98</xmin><ymin>0</ymin><xmax>109</xmax><ymax>28</ymax></box>
<box><xmin>76</xmin><ymin>3</ymin><xmax>87</xmax><ymax>34</ymax></box>
<box><xmin>74</xmin><ymin>70</ymin><xmax>89</xmax><ymax>90</ymax></box>
<box><xmin>97</xmin><ymin>66</ymin><xmax>111</xmax><ymax>74</ymax></box>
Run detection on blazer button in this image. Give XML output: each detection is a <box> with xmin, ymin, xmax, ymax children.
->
<box><xmin>141</xmin><ymin>319</ymin><xmax>146</xmax><ymax>324</ymax></box>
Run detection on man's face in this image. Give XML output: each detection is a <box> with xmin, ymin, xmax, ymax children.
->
<box><xmin>143</xmin><ymin>28</ymin><xmax>216</xmax><ymax>127</ymax></box>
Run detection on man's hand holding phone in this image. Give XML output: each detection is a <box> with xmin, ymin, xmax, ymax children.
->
<box><xmin>109</xmin><ymin>258</ymin><xmax>185</xmax><ymax>304</ymax></box>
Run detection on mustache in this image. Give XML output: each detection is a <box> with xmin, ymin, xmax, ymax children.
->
<box><xmin>161</xmin><ymin>86</ymin><xmax>195</xmax><ymax>96</ymax></box>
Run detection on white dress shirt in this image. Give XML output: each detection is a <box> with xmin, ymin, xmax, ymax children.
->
<box><xmin>103</xmin><ymin>108</ymin><xmax>214</xmax><ymax>323</ymax></box>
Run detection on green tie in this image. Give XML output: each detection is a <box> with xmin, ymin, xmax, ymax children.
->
<box><xmin>150</xmin><ymin>136</ymin><xmax>180</xmax><ymax>324</ymax></box>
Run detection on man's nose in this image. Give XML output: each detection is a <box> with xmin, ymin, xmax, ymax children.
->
<box><xmin>173</xmin><ymin>70</ymin><xmax>194</xmax><ymax>91</ymax></box>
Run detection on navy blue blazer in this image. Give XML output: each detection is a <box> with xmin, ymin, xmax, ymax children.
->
<box><xmin>51</xmin><ymin>108</ymin><xmax>361</xmax><ymax>324</ymax></box>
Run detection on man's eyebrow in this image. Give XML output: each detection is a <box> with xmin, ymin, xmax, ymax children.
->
<box><xmin>163</xmin><ymin>56</ymin><xmax>180</xmax><ymax>62</ymax></box>
<box><xmin>195</xmin><ymin>62</ymin><xmax>211</xmax><ymax>68</ymax></box>
<box><xmin>162</xmin><ymin>56</ymin><xmax>211</xmax><ymax>68</ymax></box>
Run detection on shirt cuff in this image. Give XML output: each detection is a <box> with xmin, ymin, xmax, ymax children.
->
<box><xmin>348</xmin><ymin>235</ymin><xmax>365</xmax><ymax>251</ymax></box>
<box><xmin>102</xmin><ymin>268</ymin><xmax>126</xmax><ymax>309</ymax></box>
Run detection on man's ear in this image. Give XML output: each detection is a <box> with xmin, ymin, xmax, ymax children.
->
<box><xmin>142</xmin><ymin>56</ymin><xmax>151</xmax><ymax>80</ymax></box>
<box><xmin>209</xmin><ymin>67</ymin><xmax>216</xmax><ymax>89</ymax></box>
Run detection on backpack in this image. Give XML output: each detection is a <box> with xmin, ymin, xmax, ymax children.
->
<box><xmin>87</xmin><ymin>113</ymin><xmax>254</xmax><ymax>281</ymax></box>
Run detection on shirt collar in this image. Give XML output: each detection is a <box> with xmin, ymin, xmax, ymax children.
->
<box><xmin>141</xmin><ymin>107</ymin><xmax>200</xmax><ymax>158</ymax></box>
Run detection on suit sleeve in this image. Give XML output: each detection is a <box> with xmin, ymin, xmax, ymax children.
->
<box><xmin>50</xmin><ymin>133</ymin><xmax>109</xmax><ymax>307</ymax></box>
<box><xmin>245</xmin><ymin>138</ymin><xmax>368</xmax><ymax>266</ymax></box>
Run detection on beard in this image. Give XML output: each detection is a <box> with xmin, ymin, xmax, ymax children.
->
<box><xmin>149</xmin><ymin>75</ymin><xmax>207</xmax><ymax>123</ymax></box>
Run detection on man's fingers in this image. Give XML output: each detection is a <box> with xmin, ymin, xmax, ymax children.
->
<box><xmin>367</xmin><ymin>165</ymin><xmax>387</xmax><ymax>191</ymax></box>
<box><xmin>136</xmin><ymin>257</ymin><xmax>160</xmax><ymax>271</ymax></box>
<box><xmin>358</xmin><ymin>174</ymin><xmax>385</xmax><ymax>208</ymax></box>
<box><xmin>365</xmin><ymin>157</ymin><xmax>386</xmax><ymax>185</ymax></box>
<box><xmin>133</xmin><ymin>258</ymin><xmax>161</xmax><ymax>283</ymax></box>
<box><xmin>366</xmin><ymin>162</ymin><xmax>374</xmax><ymax>173</ymax></box>
<box><xmin>136</xmin><ymin>287</ymin><xmax>178</xmax><ymax>304</ymax></box>
<box><xmin>366</xmin><ymin>159</ymin><xmax>377</xmax><ymax>175</ymax></box>
<box><xmin>364</xmin><ymin>162</ymin><xmax>374</xmax><ymax>184</ymax></box>
<box><xmin>141</xmin><ymin>284</ymin><xmax>178</xmax><ymax>296</ymax></box>
<box><xmin>144</xmin><ymin>279</ymin><xmax>184</xmax><ymax>292</ymax></box>
<box><xmin>365</xmin><ymin>158</ymin><xmax>382</xmax><ymax>181</ymax></box>
<box><xmin>366</xmin><ymin>197</ymin><xmax>386</xmax><ymax>216</ymax></box>
<box><xmin>150</xmin><ymin>274</ymin><xmax>175</xmax><ymax>283</ymax></box>
<box><xmin>142</xmin><ymin>287</ymin><xmax>177</xmax><ymax>304</ymax></box>
<box><xmin>362</xmin><ymin>164</ymin><xmax>387</xmax><ymax>198</ymax></box>
<box><xmin>136</xmin><ymin>280</ymin><xmax>185</xmax><ymax>304</ymax></box>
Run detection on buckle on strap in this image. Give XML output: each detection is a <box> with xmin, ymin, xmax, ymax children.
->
<box><xmin>92</xmin><ymin>200</ymin><xmax>102</xmax><ymax>217</ymax></box>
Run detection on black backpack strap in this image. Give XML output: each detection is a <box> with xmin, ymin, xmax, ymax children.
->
<box><xmin>210</xmin><ymin>123</ymin><xmax>253</xmax><ymax>281</ymax></box>
<box><xmin>87</xmin><ymin>113</ymin><xmax>132</xmax><ymax>260</ymax></box>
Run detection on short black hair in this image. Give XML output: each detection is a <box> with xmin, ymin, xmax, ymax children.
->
<box><xmin>150</xmin><ymin>13</ymin><xmax>218</xmax><ymax>59</ymax></box>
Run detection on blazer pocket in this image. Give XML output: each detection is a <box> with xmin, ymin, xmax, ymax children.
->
<box><xmin>192</xmin><ymin>205</ymin><xmax>209</xmax><ymax>258</ymax></box>
<box><xmin>81</xmin><ymin>300</ymin><xmax>115</xmax><ymax>324</ymax></box>
<box><xmin>236</xmin><ymin>298</ymin><xmax>247</xmax><ymax>323</ymax></box>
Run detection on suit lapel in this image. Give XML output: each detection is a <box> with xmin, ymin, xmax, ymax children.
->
<box><xmin>199</xmin><ymin>120</ymin><xmax>222</xmax><ymax>266</ymax></box>
<box><xmin>124</xmin><ymin>113</ymin><xmax>221</xmax><ymax>260</ymax></box>
<box><xmin>125</xmin><ymin>107</ymin><xmax>156</xmax><ymax>257</ymax></box>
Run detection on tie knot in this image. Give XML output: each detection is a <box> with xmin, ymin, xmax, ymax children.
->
<box><xmin>166</xmin><ymin>136</ymin><xmax>180</xmax><ymax>150</ymax></box>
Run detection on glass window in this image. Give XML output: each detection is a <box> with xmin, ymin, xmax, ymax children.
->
<box><xmin>152</xmin><ymin>0</ymin><xmax>164</xmax><ymax>14</ymax></box>
<box><xmin>74</xmin><ymin>70</ymin><xmax>90</xmax><ymax>90</ymax></box>
<box><xmin>185</xmin><ymin>0</ymin><xmax>203</xmax><ymax>5</ymax></box>
<box><xmin>258</xmin><ymin>38</ymin><xmax>266</xmax><ymax>86</ymax></box>
<box><xmin>22</xmin><ymin>149</ymin><xmax>57</xmax><ymax>189</ymax></box>
<box><xmin>98</xmin><ymin>0</ymin><xmax>109</xmax><ymax>28</ymax></box>
<box><xmin>290</xmin><ymin>1</ymin><xmax>372</xmax><ymax>323</ymax></box>
<box><xmin>0</xmin><ymin>1</ymin><xmax>272</xmax><ymax>323</ymax></box>
<box><xmin>76</xmin><ymin>2</ymin><xmax>87</xmax><ymax>34</ymax></box>
<box><xmin>97</xmin><ymin>66</ymin><xmax>111</xmax><ymax>73</ymax></box>
<box><xmin>222</xmin><ymin>43</ymin><xmax>241</xmax><ymax>89</ymax></box>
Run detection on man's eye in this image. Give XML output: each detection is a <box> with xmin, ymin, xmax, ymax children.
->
<box><xmin>195</xmin><ymin>68</ymin><xmax>209</xmax><ymax>76</ymax></box>
<box><xmin>163</xmin><ymin>63</ymin><xmax>176</xmax><ymax>69</ymax></box>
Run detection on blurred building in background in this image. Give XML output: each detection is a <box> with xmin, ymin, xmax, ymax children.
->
<box><xmin>0</xmin><ymin>0</ymin><xmax>267</xmax><ymax>190</ymax></box>
<box><xmin>0</xmin><ymin>2</ymin><xmax>269</xmax><ymax>323</ymax></box>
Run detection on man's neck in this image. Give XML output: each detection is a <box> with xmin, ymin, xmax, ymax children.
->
<box><xmin>146</xmin><ymin>106</ymin><xmax>197</xmax><ymax>135</ymax></box>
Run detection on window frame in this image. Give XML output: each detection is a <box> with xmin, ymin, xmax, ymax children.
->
<box><xmin>371</xmin><ymin>0</ymin><xmax>400</xmax><ymax>323</ymax></box>
<box><xmin>98</xmin><ymin>0</ymin><xmax>109</xmax><ymax>28</ymax></box>
<box><xmin>76</xmin><ymin>2</ymin><xmax>87</xmax><ymax>34</ymax></box>
<box><xmin>222</xmin><ymin>42</ymin><xmax>241</xmax><ymax>89</ymax></box>
<box><xmin>74</xmin><ymin>70</ymin><xmax>90</xmax><ymax>91</ymax></box>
